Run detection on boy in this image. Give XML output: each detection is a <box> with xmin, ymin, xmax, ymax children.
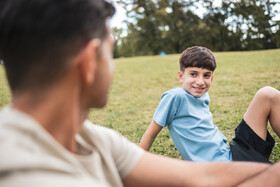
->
<box><xmin>0</xmin><ymin>0</ymin><xmax>279</xmax><ymax>186</ymax></box>
<box><xmin>140</xmin><ymin>46</ymin><xmax>280</xmax><ymax>163</ymax></box>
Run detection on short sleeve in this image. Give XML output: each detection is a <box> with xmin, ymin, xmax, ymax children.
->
<box><xmin>82</xmin><ymin>121</ymin><xmax>144</xmax><ymax>179</ymax></box>
<box><xmin>153</xmin><ymin>92</ymin><xmax>179</xmax><ymax>127</ymax></box>
<box><xmin>110</xmin><ymin>131</ymin><xmax>144</xmax><ymax>178</ymax></box>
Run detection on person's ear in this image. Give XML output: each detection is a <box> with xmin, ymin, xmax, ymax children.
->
<box><xmin>178</xmin><ymin>70</ymin><xmax>184</xmax><ymax>83</ymax></box>
<box><xmin>211</xmin><ymin>74</ymin><xmax>214</xmax><ymax>82</ymax></box>
<box><xmin>75</xmin><ymin>39</ymin><xmax>101</xmax><ymax>84</ymax></box>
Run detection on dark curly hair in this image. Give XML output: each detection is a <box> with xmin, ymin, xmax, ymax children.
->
<box><xmin>179</xmin><ymin>46</ymin><xmax>217</xmax><ymax>72</ymax></box>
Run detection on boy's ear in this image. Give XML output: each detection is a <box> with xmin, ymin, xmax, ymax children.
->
<box><xmin>75</xmin><ymin>39</ymin><xmax>101</xmax><ymax>84</ymax></box>
<box><xmin>211</xmin><ymin>74</ymin><xmax>214</xmax><ymax>82</ymax></box>
<box><xmin>178</xmin><ymin>70</ymin><xmax>184</xmax><ymax>83</ymax></box>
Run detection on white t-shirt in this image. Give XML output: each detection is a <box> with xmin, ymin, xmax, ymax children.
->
<box><xmin>0</xmin><ymin>106</ymin><xmax>144</xmax><ymax>187</ymax></box>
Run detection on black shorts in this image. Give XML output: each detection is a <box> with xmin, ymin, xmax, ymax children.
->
<box><xmin>230</xmin><ymin>119</ymin><xmax>275</xmax><ymax>164</ymax></box>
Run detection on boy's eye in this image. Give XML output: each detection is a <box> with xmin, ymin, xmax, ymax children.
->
<box><xmin>204</xmin><ymin>74</ymin><xmax>211</xmax><ymax>78</ymax></box>
<box><xmin>191</xmin><ymin>73</ymin><xmax>197</xmax><ymax>76</ymax></box>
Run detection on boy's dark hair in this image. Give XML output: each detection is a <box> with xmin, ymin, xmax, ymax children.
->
<box><xmin>0</xmin><ymin>0</ymin><xmax>115</xmax><ymax>92</ymax></box>
<box><xmin>179</xmin><ymin>46</ymin><xmax>216</xmax><ymax>72</ymax></box>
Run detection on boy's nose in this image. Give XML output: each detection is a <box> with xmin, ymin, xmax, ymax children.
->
<box><xmin>196</xmin><ymin>77</ymin><xmax>204</xmax><ymax>85</ymax></box>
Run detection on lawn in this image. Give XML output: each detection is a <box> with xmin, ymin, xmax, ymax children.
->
<box><xmin>0</xmin><ymin>49</ymin><xmax>280</xmax><ymax>162</ymax></box>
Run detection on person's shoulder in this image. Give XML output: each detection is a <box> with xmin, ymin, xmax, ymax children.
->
<box><xmin>0</xmin><ymin>107</ymin><xmax>17</xmax><ymax>140</ymax></box>
<box><xmin>0</xmin><ymin>107</ymin><xmax>77</xmax><ymax>175</ymax></box>
<box><xmin>0</xmin><ymin>106</ymin><xmax>14</xmax><ymax>124</ymax></box>
<box><xmin>157</xmin><ymin>88</ymin><xmax>188</xmax><ymax>108</ymax></box>
<box><xmin>0</xmin><ymin>106</ymin><xmax>38</xmax><ymax>135</ymax></box>
<box><xmin>81</xmin><ymin>120</ymin><xmax>127</xmax><ymax>148</ymax></box>
<box><xmin>82</xmin><ymin>120</ymin><xmax>118</xmax><ymax>139</ymax></box>
<box><xmin>163</xmin><ymin>87</ymin><xmax>186</xmax><ymax>98</ymax></box>
<box><xmin>81</xmin><ymin>120</ymin><xmax>144</xmax><ymax>164</ymax></box>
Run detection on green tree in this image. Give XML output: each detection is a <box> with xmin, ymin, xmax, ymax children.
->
<box><xmin>117</xmin><ymin>0</ymin><xmax>162</xmax><ymax>55</ymax></box>
<box><xmin>113</xmin><ymin>27</ymin><xmax>123</xmax><ymax>58</ymax></box>
<box><xmin>116</xmin><ymin>0</ymin><xmax>280</xmax><ymax>56</ymax></box>
<box><xmin>229</xmin><ymin>0</ymin><xmax>279</xmax><ymax>50</ymax></box>
<box><xmin>117</xmin><ymin>0</ymin><xmax>203</xmax><ymax>55</ymax></box>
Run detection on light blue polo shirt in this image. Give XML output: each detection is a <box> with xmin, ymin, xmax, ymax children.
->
<box><xmin>153</xmin><ymin>87</ymin><xmax>232</xmax><ymax>162</ymax></box>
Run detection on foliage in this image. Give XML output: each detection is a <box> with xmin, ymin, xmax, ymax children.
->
<box><xmin>115</xmin><ymin>0</ymin><xmax>280</xmax><ymax>57</ymax></box>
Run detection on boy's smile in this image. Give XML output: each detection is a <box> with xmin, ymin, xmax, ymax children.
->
<box><xmin>178</xmin><ymin>67</ymin><xmax>214</xmax><ymax>98</ymax></box>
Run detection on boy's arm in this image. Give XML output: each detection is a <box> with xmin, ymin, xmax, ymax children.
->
<box><xmin>123</xmin><ymin>152</ymin><xmax>270</xmax><ymax>187</ymax></box>
<box><xmin>139</xmin><ymin>120</ymin><xmax>163</xmax><ymax>151</ymax></box>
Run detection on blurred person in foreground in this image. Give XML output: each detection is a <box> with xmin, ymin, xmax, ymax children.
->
<box><xmin>0</xmin><ymin>0</ymin><xmax>279</xmax><ymax>186</ymax></box>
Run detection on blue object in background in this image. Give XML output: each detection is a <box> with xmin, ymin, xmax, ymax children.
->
<box><xmin>160</xmin><ymin>51</ymin><xmax>166</xmax><ymax>56</ymax></box>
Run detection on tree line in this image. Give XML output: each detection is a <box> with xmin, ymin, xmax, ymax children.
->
<box><xmin>114</xmin><ymin>0</ymin><xmax>280</xmax><ymax>57</ymax></box>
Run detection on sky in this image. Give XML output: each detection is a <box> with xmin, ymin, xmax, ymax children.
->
<box><xmin>110</xmin><ymin>1</ymin><xmax>127</xmax><ymax>29</ymax></box>
<box><xmin>110</xmin><ymin>0</ymin><xmax>280</xmax><ymax>30</ymax></box>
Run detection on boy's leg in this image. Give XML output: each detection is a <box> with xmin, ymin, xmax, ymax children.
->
<box><xmin>244</xmin><ymin>86</ymin><xmax>280</xmax><ymax>140</ymax></box>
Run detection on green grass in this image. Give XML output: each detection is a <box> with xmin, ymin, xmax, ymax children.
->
<box><xmin>0</xmin><ymin>67</ymin><xmax>11</xmax><ymax>106</ymax></box>
<box><xmin>1</xmin><ymin>49</ymin><xmax>280</xmax><ymax>162</ymax></box>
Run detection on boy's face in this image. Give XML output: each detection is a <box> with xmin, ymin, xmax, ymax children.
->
<box><xmin>178</xmin><ymin>67</ymin><xmax>214</xmax><ymax>98</ymax></box>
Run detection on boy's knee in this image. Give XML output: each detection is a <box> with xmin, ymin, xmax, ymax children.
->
<box><xmin>256</xmin><ymin>86</ymin><xmax>279</xmax><ymax>102</ymax></box>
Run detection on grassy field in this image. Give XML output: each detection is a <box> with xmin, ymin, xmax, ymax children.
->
<box><xmin>0</xmin><ymin>49</ymin><xmax>280</xmax><ymax>162</ymax></box>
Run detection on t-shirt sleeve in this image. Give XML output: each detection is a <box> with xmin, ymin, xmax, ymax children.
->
<box><xmin>110</xmin><ymin>131</ymin><xmax>144</xmax><ymax>179</ymax></box>
<box><xmin>83</xmin><ymin>121</ymin><xmax>144</xmax><ymax>179</ymax></box>
<box><xmin>153</xmin><ymin>92</ymin><xmax>179</xmax><ymax>127</ymax></box>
